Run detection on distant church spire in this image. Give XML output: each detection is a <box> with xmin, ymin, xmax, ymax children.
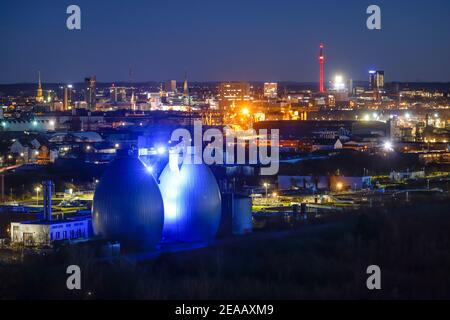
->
<box><xmin>183</xmin><ymin>72</ymin><xmax>189</xmax><ymax>106</ymax></box>
<box><xmin>36</xmin><ymin>71</ymin><xmax>44</xmax><ymax>103</ymax></box>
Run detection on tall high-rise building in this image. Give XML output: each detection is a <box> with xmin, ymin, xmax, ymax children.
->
<box><xmin>218</xmin><ymin>82</ymin><xmax>251</xmax><ymax>109</ymax></box>
<box><xmin>347</xmin><ymin>79</ymin><xmax>354</xmax><ymax>95</ymax></box>
<box><xmin>36</xmin><ymin>71</ymin><xmax>44</xmax><ymax>103</ymax></box>
<box><xmin>63</xmin><ymin>86</ymin><xmax>69</xmax><ymax>110</ymax></box>
<box><xmin>85</xmin><ymin>76</ymin><xmax>97</xmax><ymax>110</ymax></box>
<box><xmin>63</xmin><ymin>84</ymin><xmax>73</xmax><ymax>110</ymax></box>
<box><xmin>264</xmin><ymin>83</ymin><xmax>278</xmax><ymax>99</ymax></box>
<box><xmin>369</xmin><ymin>70</ymin><xmax>385</xmax><ymax>91</ymax></box>
<box><xmin>164</xmin><ymin>80</ymin><xmax>177</xmax><ymax>93</ymax></box>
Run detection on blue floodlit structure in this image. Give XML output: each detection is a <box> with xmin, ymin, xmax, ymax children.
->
<box><xmin>92</xmin><ymin>149</ymin><xmax>164</xmax><ymax>250</ymax></box>
<box><xmin>159</xmin><ymin>148</ymin><xmax>222</xmax><ymax>243</ymax></box>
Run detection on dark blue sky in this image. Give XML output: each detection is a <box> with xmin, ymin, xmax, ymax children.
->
<box><xmin>1</xmin><ymin>0</ymin><xmax>449</xmax><ymax>83</ymax></box>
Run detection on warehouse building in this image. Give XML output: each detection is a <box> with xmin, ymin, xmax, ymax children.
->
<box><xmin>10</xmin><ymin>181</ymin><xmax>90</xmax><ymax>246</ymax></box>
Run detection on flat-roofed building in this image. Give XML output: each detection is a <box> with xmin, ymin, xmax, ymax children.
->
<box><xmin>11</xmin><ymin>218</ymin><xmax>91</xmax><ymax>246</ymax></box>
<box><xmin>218</xmin><ymin>82</ymin><xmax>251</xmax><ymax>109</ymax></box>
<box><xmin>264</xmin><ymin>83</ymin><xmax>278</xmax><ymax>99</ymax></box>
<box><xmin>164</xmin><ymin>80</ymin><xmax>177</xmax><ymax>93</ymax></box>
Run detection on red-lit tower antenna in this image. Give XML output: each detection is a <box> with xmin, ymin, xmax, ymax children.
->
<box><xmin>319</xmin><ymin>43</ymin><xmax>325</xmax><ymax>93</ymax></box>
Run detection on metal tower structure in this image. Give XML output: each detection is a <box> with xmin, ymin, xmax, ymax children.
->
<box><xmin>319</xmin><ymin>44</ymin><xmax>325</xmax><ymax>93</ymax></box>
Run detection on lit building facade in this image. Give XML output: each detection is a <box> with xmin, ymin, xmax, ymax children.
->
<box><xmin>11</xmin><ymin>219</ymin><xmax>90</xmax><ymax>246</ymax></box>
<box><xmin>218</xmin><ymin>82</ymin><xmax>251</xmax><ymax>109</ymax></box>
<box><xmin>164</xmin><ymin>80</ymin><xmax>177</xmax><ymax>93</ymax></box>
<box><xmin>369</xmin><ymin>70</ymin><xmax>385</xmax><ymax>91</ymax></box>
<box><xmin>264</xmin><ymin>83</ymin><xmax>278</xmax><ymax>99</ymax></box>
<box><xmin>85</xmin><ymin>76</ymin><xmax>97</xmax><ymax>110</ymax></box>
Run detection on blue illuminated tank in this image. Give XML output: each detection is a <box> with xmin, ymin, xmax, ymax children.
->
<box><xmin>158</xmin><ymin>147</ymin><xmax>222</xmax><ymax>242</ymax></box>
<box><xmin>92</xmin><ymin>149</ymin><xmax>164</xmax><ymax>250</ymax></box>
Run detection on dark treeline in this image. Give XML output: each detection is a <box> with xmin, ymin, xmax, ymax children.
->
<box><xmin>1</xmin><ymin>200</ymin><xmax>450</xmax><ymax>299</ymax></box>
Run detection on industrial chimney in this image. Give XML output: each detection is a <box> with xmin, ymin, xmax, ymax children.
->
<box><xmin>43</xmin><ymin>180</ymin><xmax>53</xmax><ymax>221</ymax></box>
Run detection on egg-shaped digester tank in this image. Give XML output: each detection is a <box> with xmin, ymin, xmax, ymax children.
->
<box><xmin>159</xmin><ymin>148</ymin><xmax>222</xmax><ymax>242</ymax></box>
<box><xmin>92</xmin><ymin>149</ymin><xmax>164</xmax><ymax>250</ymax></box>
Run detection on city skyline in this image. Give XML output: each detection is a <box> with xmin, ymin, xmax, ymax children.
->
<box><xmin>1</xmin><ymin>0</ymin><xmax>450</xmax><ymax>305</ymax></box>
<box><xmin>1</xmin><ymin>0</ymin><xmax>450</xmax><ymax>84</ymax></box>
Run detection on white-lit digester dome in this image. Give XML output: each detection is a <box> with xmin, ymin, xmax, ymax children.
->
<box><xmin>159</xmin><ymin>149</ymin><xmax>222</xmax><ymax>242</ymax></box>
<box><xmin>92</xmin><ymin>151</ymin><xmax>164</xmax><ymax>250</ymax></box>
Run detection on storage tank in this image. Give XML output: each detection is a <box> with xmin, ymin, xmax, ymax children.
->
<box><xmin>159</xmin><ymin>148</ymin><xmax>222</xmax><ymax>242</ymax></box>
<box><xmin>232</xmin><ymin>195</ymin><xmax>253</xmax><ymax>235</ymax></box>
<box><xmin>92</xmin><ymin>149</ymin><xmax>164</xmax><ymax>250</ymax></box>
<box><xmin>219</xmin><ymin>193</ymin><xmax>253</xmax><ymax>237</ymax></box>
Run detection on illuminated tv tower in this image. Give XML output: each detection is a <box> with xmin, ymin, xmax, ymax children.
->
<box><xmin>319</xmin><ymin>44</ymin><xmax>325</xmax><ymax>93</ymax></box>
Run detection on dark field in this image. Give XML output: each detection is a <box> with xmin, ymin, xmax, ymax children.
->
<box><xmin>1</xmin><ymin>200</ymin><xmax>450</xmax><ymax>300</ymax></box>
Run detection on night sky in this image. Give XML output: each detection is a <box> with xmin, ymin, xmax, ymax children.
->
<box><xmin>1</xmin><ymin>0</ymin><xmax>449</xmax><ymax>83</ymax></box>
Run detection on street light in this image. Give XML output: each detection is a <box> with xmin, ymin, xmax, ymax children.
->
<box><xmin>263</xmin><ymin>183</ymin><xmax>270</xmax><ymax>201</ymax></box>
<box><xmin>35</xmin><ymin>186</ymin><xmax>41</xmax><ymax>206</ymax></box>
<box><xmin>383</xmin><ymin>141</ymin><xmax>393</xmax><ymax>152</ymax></box>
<box><xmin>157</xmin><ymin>146</ymin><xmax>166</xmax><ymax>155</ymax></box>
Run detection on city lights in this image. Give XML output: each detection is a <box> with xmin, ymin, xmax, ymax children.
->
<box><xmin>157</xmin><ymin>146</ymin><xmax>166</xmax><ymax>155</ymax></box>
<box><xmin>263</xmin><ymin>182</ymin><xmax>270</xmax><ymax>200</ymax></box>
<box><xmin>0</xmin><ymin>1</ymin><xmax>449</xmax><ymax>302</ymax></box>
<box><xmin>35</xmin><ymin>186</ymin><xmax>41</xmax><ymax>206</ymax></box>
<box><xmin>333</xmin><ymin>75</ymin><xmax>345</xmax><ymax>91</ymax></box>
<box><xmin>383</xmin><ymin>141</ymin><xmax>394</xmax><ymax>152</ymax></box>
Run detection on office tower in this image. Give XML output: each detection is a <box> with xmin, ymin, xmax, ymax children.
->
<box><xmin>85</xmin><ymin>76</ymin><xmax>97</xmax><ymax>110</ymax></box>
<box><xmin>164</xmin><ymin>80</ymin><xmax>177</xmax><ymax>93</ymax></box>
<box><xmin>264</xmin><ymin>83</ymin><xmax>278</xmax><ymax>99</ymax></box>
<box><xmin>63</xmin><ymin>87</ymin><xmax>68</xmax><ymax>110</ymax></box>
<box><xmin>63</xmin><ymin>85</ymin><xmax>73</xmax><ymax>110</ymax></box>
<box><xmin>218</xmin><ymin>82</ymin><xmax>251</xmax><ymax>109</ymax></box>
<box><xmin>369</xmin><ymin>70</ymin><xmax>385</xmax><ymax>91</ymax></box>
<box><xmin>348</xmin><ymin>79</ymin><xmax>353</xmax><ymax>95</ymax></box>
